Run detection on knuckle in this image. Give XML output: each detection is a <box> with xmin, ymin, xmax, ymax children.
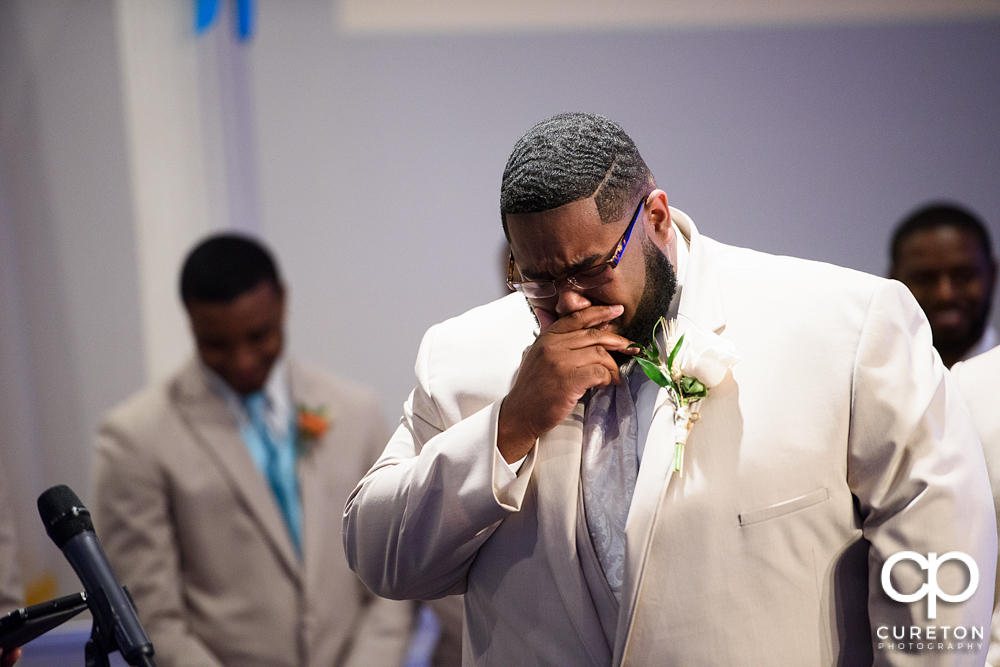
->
<box><xmin>574</xmin><ymin>364</ymin><xmax>607</xmax><ymax>385</ymax></box>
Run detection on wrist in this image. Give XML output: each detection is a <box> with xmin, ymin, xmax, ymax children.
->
<box><xmin>497</xmin><ymin>399</ymin><xmax>538</xmax><ymax>464</ymax></box>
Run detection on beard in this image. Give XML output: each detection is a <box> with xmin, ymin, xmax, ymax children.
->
<box><xmin>934</xmin><ymin>302</ymin><xmax>992</xmax><ymax>352</ymax></box>
<box><xmin>610</xmin><ymin>238</ymin><xmax>677</xmax><ymax>365</ymax></box>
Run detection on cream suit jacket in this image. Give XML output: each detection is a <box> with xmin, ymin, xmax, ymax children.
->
<box><xmin>344</xmin><ymin>210</ymin><xmax>997</xmax><ymax>666</ymax></box>
<box><xmin>952</xmin><ymin>346</ymin><xmax>1000</xmax><ymax>667</ymax></box>
<box><xmin>94</xmin><ymin>358</ymin><xmax>412</xmax><ymax>667</ymax></box>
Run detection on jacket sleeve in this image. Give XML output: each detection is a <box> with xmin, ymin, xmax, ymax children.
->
<box><xmin>848</xmin><ymin>280</ymin><xmax>997</xmax><ymax>666</ymax></box>
<box><xmin>341</xmin><ymin>402</ymin><xmax>416</xmax><ymax>667</ymax></box>
<box><xmin>93</xmin><ymin>422</ymin><xmax>223</xmax><ymax>667</ymax></box>
<box><xmin>343</xmin><ymin>321</ymin><xmax>536</xmax><ymax>601</ymax></box>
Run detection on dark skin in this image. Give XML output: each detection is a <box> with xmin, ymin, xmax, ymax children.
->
<box><xmin>498</xmin><ymin>190</ymin><xmax>676</xmax><ymax>463</ymax></box>
<box><xmin>891</xmin><ymin>226</ymin><xmax>997</xmax><ymax>368</ymax></box>
<box><xmin>185</xmin><ymin>281</ymin><xmax>286</xmax><ymax>396</ymax></box>
<box><xmin>1</xmin><ymin>647</ymin><xmax>21</xmax><ymax>666</ymax></box>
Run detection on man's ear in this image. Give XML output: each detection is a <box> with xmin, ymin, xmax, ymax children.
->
<box><xmin>644</xmin><ymin>189</ymin><xmax>673</xmax><ymax>248</ymax></box>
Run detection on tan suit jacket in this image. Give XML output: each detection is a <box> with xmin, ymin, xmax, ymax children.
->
<box><xmin>95</xmin><ymin>358</ymin><xmax>412</xmax><ymax>667</ymax></box>
<box><xmin>0</xmin><ymin>469</ymin><xmax>22</xmax><ymax>616</ymax></box>
<box><xmin>952</xmin><ymin>346</ymin><xmax>1000</xmax><ymax>666</ymax></box>
<box><xmin>345</xmin><ymin>210</ymin><xmax>997</xmax><ymax>666</ymax></box>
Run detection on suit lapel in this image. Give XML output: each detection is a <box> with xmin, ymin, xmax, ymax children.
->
<box><xmin>536</xmin><ymin>402</ymin><xmax>612</xmax><ymax>665</ymax></box>
<box><xmin>672</xmin><ymin>208</ymin><xmax>726</xmax><ymax>336</ymax></box>
<box><xmin>287</xmin><ymin>360</ymin><xmax>339</xmax><ymax>576</ymax></box>
<box><xmin>173</xmin><ymin>361</ymin><xmax>302</xmax><ymax>581</ymax></box>
<box><xmin>615</xmin><ymin>387</ymin><xmax>675</xmax><ymax>659</ymax></box>
<box><xmin>613</xmin><ymin>210</ymin><xmax>728</xmax><ymax>663</ymax></box>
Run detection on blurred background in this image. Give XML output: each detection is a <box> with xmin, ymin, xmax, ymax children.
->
<box><xmin>1</xmin><ymin>0</ymin><xmax>998</xmax><ymax>603</ymax></box>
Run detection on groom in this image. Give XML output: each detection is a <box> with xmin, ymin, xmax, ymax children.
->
<box><xmin>344</xmin><ymin>113</ymin><xmax>996</xmax><ymax>665</ymax></box>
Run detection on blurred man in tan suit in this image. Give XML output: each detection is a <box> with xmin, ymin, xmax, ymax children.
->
<box><xmin>94</xmin><ymin>234</ymin><xmax>412</xmax><ymax>667</ymax></box>
<box><xmin>0</xmin><ymin>471</ymin><xmax>22</xmax><ymax>617</ymax></box>
<box><xmin>0</xmin><ymin>469</ymin><xmax>23</xmax><ymax>666</ymax></box>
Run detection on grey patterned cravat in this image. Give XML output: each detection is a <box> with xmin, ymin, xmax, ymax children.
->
<box><xmin>580</xmin><ymin>374</ymin><xmax>640</xmax><ymax>601</ymax></box>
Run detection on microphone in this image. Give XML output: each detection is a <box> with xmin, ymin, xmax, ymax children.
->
<box><xmin>37</xmin><ymin>485</ymin><xmax>155</xmax><ymax>667</ymax></box>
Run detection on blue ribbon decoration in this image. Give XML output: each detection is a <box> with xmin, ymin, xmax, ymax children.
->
<box><xmin>236</xmin><ymin>0</ymin><xmax>255</xmax><ymax>40</ymax></box>
<box><xmin>195</xmin><ymin>0</ymin><xmax>255</xmax><ymax>40</ymax></box>
<box><xmin>194</xmin><ymin>0</ymin><xmax>219</xmax><ymax>34</ymax></box>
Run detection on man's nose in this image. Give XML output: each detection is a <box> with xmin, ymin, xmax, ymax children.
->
<box><xmin>933</xmin><ymin>275</ymin><xmax>958</xmax><ymax>302</ymax></box>
<box><xmin>554</xmin><ymin>285</ymin><xmax>592</xmax><ymax>317</ymax></box>
<box><xmin>232</xmin><ymin>344</ymin><xmax>258</xmax><ymax>372</ymax></box>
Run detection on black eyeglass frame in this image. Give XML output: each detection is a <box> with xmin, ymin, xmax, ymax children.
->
<box><xmin>506</xmin><ymin>196</ymin><xmax>647</xmax><ymax>299</ymax></box>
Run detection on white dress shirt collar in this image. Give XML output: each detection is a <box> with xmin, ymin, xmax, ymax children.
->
<box><xmin>201</xmin><ymin>357</ymin><xmax>293</xmax><ymax>439</ymax></box>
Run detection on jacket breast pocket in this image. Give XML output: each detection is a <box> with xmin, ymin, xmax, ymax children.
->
<box><xmin>738</xmin><ymin>487</ymin><xmax>830</xmax><ymax>527</ymax></box>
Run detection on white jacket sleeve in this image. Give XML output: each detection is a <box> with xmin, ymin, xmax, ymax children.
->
<box><xmin>344</xmin><ymin>300</ymin><xmax>538</xmax><ymax>601</ymax></box>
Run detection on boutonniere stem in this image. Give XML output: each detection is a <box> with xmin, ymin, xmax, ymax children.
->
<box><xmin>630</xmin><ymin>317</ymin><xmax>739</xmax><ymax>474</ymax></box>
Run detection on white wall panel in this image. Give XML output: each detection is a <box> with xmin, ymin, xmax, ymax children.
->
<box><xmin>341</xmin><ymin>0</ymin><xmax>1000</xmax><ymax>33</ymax></box>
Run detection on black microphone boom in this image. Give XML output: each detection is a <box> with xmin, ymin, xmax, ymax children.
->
<box><xmin>37</xmin><ymin>484</ymin><xmax>155</xmax><ymax>667</ymax></box>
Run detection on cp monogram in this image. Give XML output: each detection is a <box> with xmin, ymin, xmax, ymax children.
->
<box><xmin>881</xmin><ymin>551</ymin><xmax>979</xmax><ymax>619</ymax></box>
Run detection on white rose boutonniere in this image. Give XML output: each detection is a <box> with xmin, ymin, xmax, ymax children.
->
<box><xmin>631</xmin><ymin>317</ymin><xmax>739</xmax><ymax>474</ymax></box>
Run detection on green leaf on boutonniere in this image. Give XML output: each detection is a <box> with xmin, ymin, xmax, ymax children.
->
<box><xmin>679</xmin><ymin>376</ymin><xmax>707</xmax><ymax>398</ymax></box>
<box><xmin>667</xmin><ymin>332</ymin><xmax>685</xmax><ymax>371</ymax></box>
<box><xmin>628</xmin><ymin>343</ymin><xmax>659</xmax><ymax>365</ymax></box>
<box><xmin>635</xmin><ymin>357</ymin><xmax>673</xmax><ymax>390</ymax></box>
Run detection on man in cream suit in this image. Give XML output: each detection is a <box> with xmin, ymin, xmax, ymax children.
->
<box><xmin>95</xmin><ymin>234</ymin><xmax>413</xmax><ymax>667</ymax></box>
<box><xmin>344</xmin><ymin>113</ymin><xmax>997</xmax><ymax>665</ymax></box>
<box><xmin>952</xmin><ymin>346</ymin><xmax>1000</xmax><ymax>666</ymax></box>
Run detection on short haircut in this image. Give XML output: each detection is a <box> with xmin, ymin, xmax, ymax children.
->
<box><xmin>890</xmin><ymin>202</ymin><xmax>995</xmax><ymax>266</ymax></box>
<box><xmin>500</xmin><ymin>113</ymin><xmax>654</xmax><ymax>238</ymax></box>
<box><xmin>180</xmin><ymin>233</ymin><xmax>282</xmax><ymax>304</ymax></box>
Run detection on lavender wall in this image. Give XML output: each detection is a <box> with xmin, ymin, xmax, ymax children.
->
<box><xmin>250</xmin><ymin>7</ymin><xmax>1000</xmax><ymax>416</ymax></box>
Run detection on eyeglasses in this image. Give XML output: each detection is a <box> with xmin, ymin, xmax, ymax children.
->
<box><xmin>507</xmin><ymin>197</ymin><xmax>646</xmax><ymax>300</ymax></box>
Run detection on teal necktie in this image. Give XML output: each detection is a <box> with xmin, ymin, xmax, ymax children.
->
<box><xmin>243</xmin><ymin>392</ymin><xmax>303</xmax><ymax>555</ymax></box>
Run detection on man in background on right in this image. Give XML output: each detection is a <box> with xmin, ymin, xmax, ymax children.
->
<box><xmin>889</xmin><ymin>202</ymin><xmax>998</xmax><ymax>367</ymax></box>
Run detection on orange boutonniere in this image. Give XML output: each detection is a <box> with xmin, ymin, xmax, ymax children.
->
<box><xmin>296</xmin><ymin>404</ymin><xmax>330</xmax><ymax>444</ymax></box>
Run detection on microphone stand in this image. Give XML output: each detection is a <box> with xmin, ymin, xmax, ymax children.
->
<box><xmin>84</xmin><ymin>617</ymin><xmax>154</xmax><ymax>667</ymax></box>
<box><xmin>84</xmin><ymin>619</ymin><xmax>111</xmax><ymax>667</ymax></box>
<box><xmin>0</xmin><ymin>592</ymin><xmax>88</xmax><ymax>652</ymax></box>
<box><xmin>83</xmin><ymin>586</ymin><xmax>156</xmax><ymax>667</ymax></box>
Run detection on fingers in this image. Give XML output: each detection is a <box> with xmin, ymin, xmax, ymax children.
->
<box><xmin>1</xmin><ymin>647</ymin><xmax>20</xmax><ymax>667</ymax></box>
<box><xmin>534</xmin><ymin>308</ymin><xmax>557</xmax><ymax>332</ymax></box>
<box><xmin>500</xmin><ymin>303</ymin><xmax>636</xmax><ymax>455</ymax></box>
<box><xmin>546</xmin><ymin>304</ymin><xmax>624</xmax><ymax>334</ymax></box>
<box><xmin>561</xmin><ymin>326</ymin><xmax>635</xmax><ymax>354</ymax></box>
<box><xmin>533</xmin><ymin>341</ymin><xmax>622</xmax><ymax>396</ymax></box>
<box><xmin>541</xmin><ymin>305</ymin><xmax>634</xmax><ymax>353</ymax></box>
<box><xmin>569</xmin><ymin>353</ymin><xmax>620</xmax><ymax>389</ymax></box>
<box><xmin>568</xmin><ymin>342</ymin><xmax>622</xmax><ymax>383</ymax></box>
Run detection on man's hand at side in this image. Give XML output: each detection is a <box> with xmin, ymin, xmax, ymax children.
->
<box><xmin>497</xmin><ymin>304</ymin><xmax>634</xmax><ymax>463</ymax></box>
<box><xmin>1</xmin><ymin>647</ymin><xmax>21</xmax><ymax>666</ymax></box>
